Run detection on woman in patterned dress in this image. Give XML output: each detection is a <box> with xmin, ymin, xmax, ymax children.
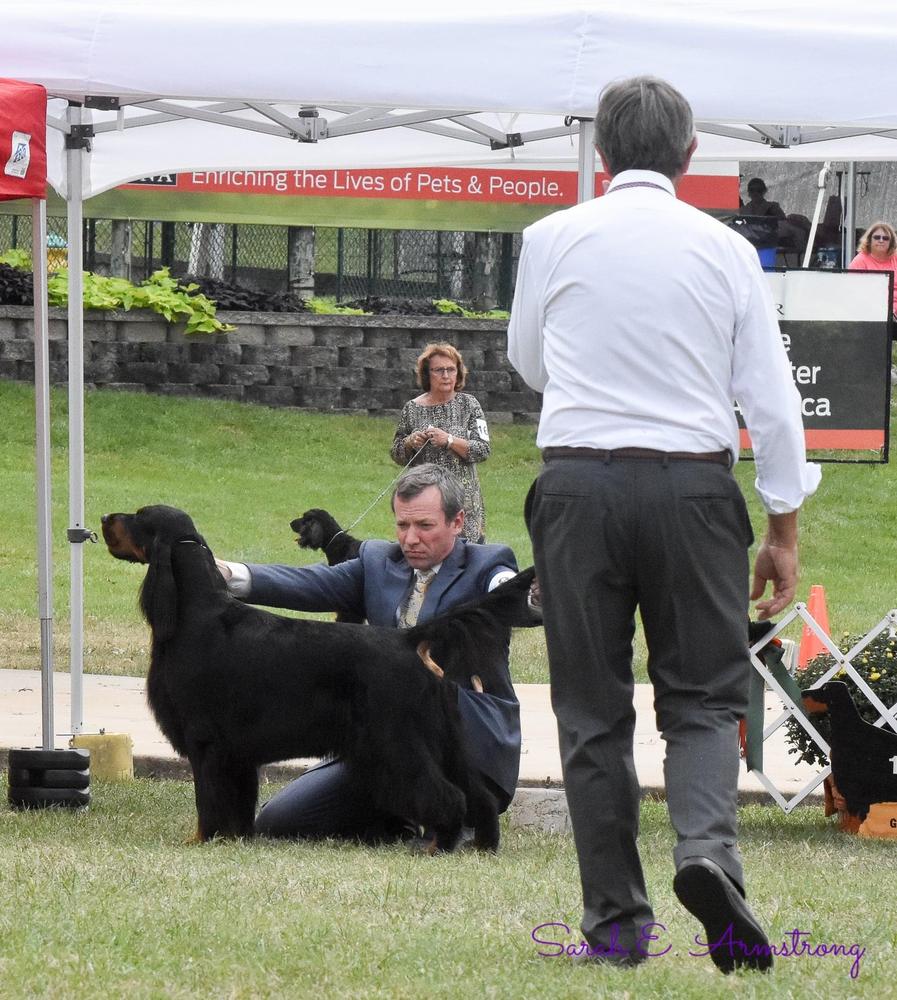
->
<box><xmin>390</xmin><ymin>342</ymin><xmax>491</xmax><ymax>542</ymax></box>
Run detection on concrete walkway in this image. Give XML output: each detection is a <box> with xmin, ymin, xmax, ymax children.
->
<box><xmin>0</xmin><ymin>669</ymin><xmax>823</xmax><ymax>829</ymax></box>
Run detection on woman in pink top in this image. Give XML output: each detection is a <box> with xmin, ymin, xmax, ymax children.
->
<box><xmin>848</xmin><ymin>220</ymin><xmax>897</xmax><ymax>316</ymax></box>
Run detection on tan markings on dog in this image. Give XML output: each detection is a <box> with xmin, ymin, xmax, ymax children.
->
<box><xmin>471</xmin><ymin>675</ymin><xmax>484</xmax><ymax>693</ymax></box>
<box><xmin>416</xmin><ymin>641</ymin><xmax>444</xmax><ymax>679</ymax></box>
<box><xmin>101</xmin><ymin>518</ymin><xmax>147</xmax><ymax>562</ymax></box>
<box><xmin>840</xmin><ymin>812</ymin><xmax>862</xmax><ymax>834</ymax></box>
<box><xmin>802</xmin><ymin>693</ymin><xmax>829</xmax><ymax>715</ymax></box>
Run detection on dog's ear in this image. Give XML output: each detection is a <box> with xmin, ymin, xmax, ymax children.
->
<box><xmin>307</xmin><ymin>518</ymin><xmax>326</xmax><ymax>549</ymax></box>
<box><xmin>139</xmin><ymin>535</ymin><xmax>178</xmax><ymax>643</ymax></box>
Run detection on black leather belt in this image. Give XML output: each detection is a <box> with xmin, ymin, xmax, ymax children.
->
<box><xmin>542</xmin><ymin>446</ymin><xmax>731</xmax><ymax>467</ymax></box>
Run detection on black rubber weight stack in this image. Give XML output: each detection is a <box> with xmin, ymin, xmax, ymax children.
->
<box><xmin>7</xmin><ymin>748</ymin><xmax>91</xmax><ymax>808</ymax></box>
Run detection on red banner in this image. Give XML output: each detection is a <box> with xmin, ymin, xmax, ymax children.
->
<box><xmin>125</xmin><ymin>167</ymin><xmax>738</xmax><ymax>210</ymax></box>
<box><xmin>0</xmin><ymin>78</ymin><xmax>47</xmax><ymax>201</ymax></box>
<box><xmin>741</xmin><ymin>428</ymin><xmax>885</xmax><ymax>451</ymax></box>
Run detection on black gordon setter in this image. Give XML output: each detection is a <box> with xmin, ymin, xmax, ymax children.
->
<box><xmin>290</xmin><ymin>508</ymin><xmax>362</xmax><ymax>566</ymax></box>
<box><xmin>802</xmin><ymin>680</ymin><xmax>897</xmax><ymax>828</ymax></box>
<box><xmin>290</xmin><ymin>508</ymin><xmax>365</xmax><ymax>623</ymax></box>
<box><xmin>101</xmin><ymin>505</ymin><xmax>534</xmax><ymax>849</ymax></box>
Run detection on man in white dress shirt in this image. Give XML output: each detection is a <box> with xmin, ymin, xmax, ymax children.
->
<box><xmin>508</xmin><ymin>76</ymin><xmax>820</xmax><ymax>973</ymax></box>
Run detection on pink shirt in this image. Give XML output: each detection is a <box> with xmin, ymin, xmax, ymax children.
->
<box><xmin>848</xmin><ymin>251</ymin><xmax>897</xmax><ymax>313</ymax></box>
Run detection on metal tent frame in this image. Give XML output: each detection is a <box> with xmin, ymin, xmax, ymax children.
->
<box><xmin>40</xmin><ymin>92</ymin><xmax>897</xmax><ymax>737</ymax></box>
<box><xmin>5</xmin><ymin>0</ymin><xmax>893</xmax><ymax>750</ymax></box>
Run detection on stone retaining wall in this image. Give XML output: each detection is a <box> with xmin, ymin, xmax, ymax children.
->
<box><xmin>0</xmin><ymin>306</ymin><xmax>541</xmax><ymax>423</ymax></box>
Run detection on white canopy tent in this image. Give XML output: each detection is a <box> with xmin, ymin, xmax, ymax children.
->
<box><xmin>9</xmin><ymin>0</ymin><xmax>897</xmax><ymax>204</ymax></box>
<box><xmin>3</xmin><ymin>0</ymin><xmax>897</xmax><ymax>738</ymax></box>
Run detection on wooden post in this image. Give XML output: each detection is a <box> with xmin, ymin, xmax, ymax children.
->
<box><xmin>109</xmin><ymin>219</ymin><xmax>132</xmax><ymax>278</ymax></box>
<box><xmin>470</xmin><ymin>231</ymin><xmax>501</xmax><ymax>311</ymax></box>
<box><xmin>288</xmin><ymin>225</ymin><xmax>315</xmax><ymax>299</ymax></box>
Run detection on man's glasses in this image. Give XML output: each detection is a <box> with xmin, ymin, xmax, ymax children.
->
<box><xmin>430</xmin><ymin>367</ymin><xmax>457</xmax><ymax>376</ymax></box>
<box><xmin>872</xmin><ymin>234</ymin><xmax>891</xmax><ymax>241</ymax></box>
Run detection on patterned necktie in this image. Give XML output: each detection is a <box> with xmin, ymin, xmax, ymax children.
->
<box><xmin>399</xmin><ymin>569</ymin><xmax>436</xmax><ymax>628</ymax></box>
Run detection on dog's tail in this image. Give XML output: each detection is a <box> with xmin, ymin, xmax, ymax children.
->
<box><xmin>406</xmin><ymin>567</ymin><xmax>537</xmax><ymax>690</ymax></box>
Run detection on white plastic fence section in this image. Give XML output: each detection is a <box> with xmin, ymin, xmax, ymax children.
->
<box><xmin>749</xmin><ymin>604</ymin><xmax>897</xmax><ymax>813</ymax></box>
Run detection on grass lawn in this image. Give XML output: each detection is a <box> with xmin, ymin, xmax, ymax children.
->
<box><xmin>0</xmin><ymin>779</ymin><xmax>889</xmax><ymax>998</ymax></box>
<box><xmin>2</xmin><ymin>381</ymin><xmax>895</xmax><ymax>997</ymax></box>
<box><xmin>2</xmin><ymin>379</ymin><xmax>897</xmax><ymax>683</ymax></box>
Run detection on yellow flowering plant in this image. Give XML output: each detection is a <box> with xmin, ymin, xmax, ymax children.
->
<box><xmin>786</xmin><ymin>631</ymin><xmax>897</xmax><ymax>767</ymax></box>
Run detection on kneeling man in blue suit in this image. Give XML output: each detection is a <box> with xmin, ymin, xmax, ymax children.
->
<box><xmin>216</xmin><ymin>463</ymin><xmax>523</xmax><ymax>840</ymax></box>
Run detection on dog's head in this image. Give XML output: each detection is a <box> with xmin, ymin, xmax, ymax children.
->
<box><xmin>102</xmin><ymin>505</ymin><xmax>207</xmax><ymax>642</ymax></box>
<box><xmin>801</xmin><ymin>679</ymin><xmax>852</xmax><ymax>715</ymax></box>
<box><xmin>289</xmin><ymin>509</ymin><xmax>342</xmax><ymax>551</ymax></box>
<box><xmin>102</xmin><ymin>505</ymin><xmax>202</xmax><ymax>564</ymax></box>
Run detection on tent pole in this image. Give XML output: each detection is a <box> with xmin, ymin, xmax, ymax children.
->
<box><xmin>843</xmin><ymin>162</ymin><xmax>856</xmax><ymax>267</ymax></box>
<box><xmin>576</xmin><ymin>119</ymin><xmax>596</xmax><ymax>203</ymax></box>
<box><xmin>32</xmin><ymin>197</ymin><xmax>55</xmax><ymax>750</ymax></box>
<box><xmin>803</xmin><ymin>162</ymin><xmax>831</xmax><ymax>269</ymax></box>
<box><xmin>66</xmin><ymin>102</ymin><xmax>87</xmax><ymax>736</ymax></box>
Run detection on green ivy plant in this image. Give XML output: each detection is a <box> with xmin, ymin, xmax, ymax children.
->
<box><xmin>304</xmin><ymin>297</ymin><xmax>367</xmax><ymax>316</ymax></box>
<box><xmin>0</xmin><ymin>248</ymin><xmax>33</xmax><ymax>270</ymax></box>
<box><xmin>433</xmin><ymin>298</ymin><xmax>510</xmax><ymax>320</ymax></box>
<box><xmin>46</xmin><ymin>267</ymin><xmax>234</xmax><ymax>334</ymax></box>
<box><xmin>2</xmin><ymin>247</ymin><xmax>509</xmax><ymax>323</ymax></box>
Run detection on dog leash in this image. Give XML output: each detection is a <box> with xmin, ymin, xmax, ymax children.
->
<box><xmin>326</xmin><ymin>442</ymin><xmax>429</xmax><ymax>549</ymax></box>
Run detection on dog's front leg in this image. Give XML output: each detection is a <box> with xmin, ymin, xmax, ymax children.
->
<box><xmin>464</xmin><ymin>779</ymin><xmax>500</xmax><ymax>852</ymax></box>
<box><xmin>189</xmin><ymin>745</ymin><xmax>258</xmax><ymax>841</ymax></box>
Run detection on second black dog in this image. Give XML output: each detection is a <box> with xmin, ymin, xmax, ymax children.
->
<box><xmin>290</xmin><ymin>508</ymin><xmax>362</xmax><ymax>565</ymax></box>
<box><xmin>290</xmin><ymin>508</ymin><xmax>365</xmax><ymax>623</ymax></box>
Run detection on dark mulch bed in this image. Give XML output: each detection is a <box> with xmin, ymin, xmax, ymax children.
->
<box><xmin>180</xmin><ymin>275</ymin><xmax>311</xmax><ymax>312</ymax></box>
<box><xmin>340</xmin><ymin>296</ymin><xmax>446</xmax><ymax>315</ymax></box>
<box><xmin>0</xmin><ymin>263</ymin><xmax>33</xmax><ymax>305</ymax></box>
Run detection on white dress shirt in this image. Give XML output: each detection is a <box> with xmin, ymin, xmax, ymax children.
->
<box><xmin>507</xmin><ymin>169</ymin><xmax>820</xmax><ymax>514</ymax></box>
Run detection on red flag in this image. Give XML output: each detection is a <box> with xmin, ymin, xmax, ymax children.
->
<box><xmin>0</xmin><ymin>78</ymin><xmax>47</xmax><ymax>201</ymax></box>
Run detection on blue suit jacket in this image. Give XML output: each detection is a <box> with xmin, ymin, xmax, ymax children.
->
<box><xmin>246</xmin><ymin>538</ymin><xmax>521</xmax><ymax>804</ymax></box>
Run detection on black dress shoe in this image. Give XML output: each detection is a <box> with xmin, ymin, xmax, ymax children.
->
<box><xmin>673</xmin><ymin>858</ymin><xmax>772</xmax><ymax>973</ymax></box>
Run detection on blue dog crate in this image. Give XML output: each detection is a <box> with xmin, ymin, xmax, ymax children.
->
<box><xmin>757</xmin><ymin>246</ymin><xmax>777</xmax><ymax>269</ymax></box>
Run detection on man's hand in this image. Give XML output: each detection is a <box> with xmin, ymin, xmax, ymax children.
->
<box><xmin>750</xmin><ymin>511</ymin><xmax>799</xmax><ymax>619</ymax></box>
<box><xmin>527</xmin><ymin>576</ymin><xmax>542</xmax><ymax>619</ymax></box>
<box><xmin>214</xmin><ymin>558</ymin><xmax>233</xmax><ymax>582</ymax></box>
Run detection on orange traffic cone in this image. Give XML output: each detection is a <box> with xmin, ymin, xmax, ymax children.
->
<box><xmin>798</xmin><ymin>584</ymin><xmax>830</xmax><ymax>669</ymax></box>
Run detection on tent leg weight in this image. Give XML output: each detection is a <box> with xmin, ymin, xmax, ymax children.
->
<box><xmin>6</xmin><ymin>748</ymin><xmax>91</xmax><ymax>810</ymax></box>
<box><xmin>8</xmin><ymin>786</ymin><xmax>91</xmax><ymax>809</ymax></box>
<box><xmin>8</xmin><ymin>748</ymin><xmax>90</xmax><ymax>770</ymax></box>
<box><xmin>8</xmin><ymin>768</ymin><xmax>90</xmax><ymax>790</ymax></box>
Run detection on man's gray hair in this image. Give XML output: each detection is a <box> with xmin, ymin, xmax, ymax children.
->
<box><xmin>595</xmin><ymin>75</ymin><xmax>694</xmax><ymax>180</ymax></box>
<box><xmin>391</xmin><ymin>463</ymin><xmax>464</xmax><ymax>520</ymax></box>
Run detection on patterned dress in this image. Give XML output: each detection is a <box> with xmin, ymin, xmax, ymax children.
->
<box><xmin>390</xmin><ymin>392</ymin><xmax>491</xmax><ymax>541</ymax></box>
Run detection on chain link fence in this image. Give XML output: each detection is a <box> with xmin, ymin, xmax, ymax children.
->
<box><xmin>0</xmin><ymin>215</ymin><xmax>522</xmax><ymax>309</ymax></box>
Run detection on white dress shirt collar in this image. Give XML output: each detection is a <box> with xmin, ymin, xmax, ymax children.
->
<box><xmin>605</xmin><ymin>169</ymin><xmax>675</xmax><ymax>197</ymax></box>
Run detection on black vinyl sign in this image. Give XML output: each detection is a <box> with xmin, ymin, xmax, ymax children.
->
<box><xmin>737</xmin><ymin>270</ymin><xmax>892</xmax><ymax>458</ymax></box>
